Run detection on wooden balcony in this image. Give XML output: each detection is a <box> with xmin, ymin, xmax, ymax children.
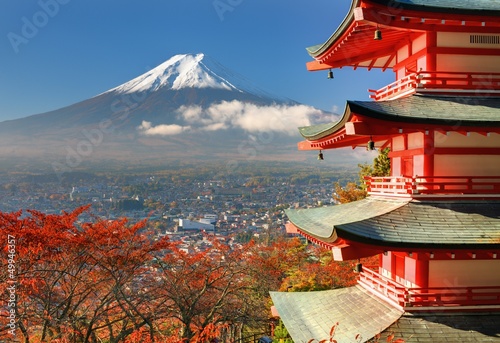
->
<box><xmin>364</xmin><ymin>176</ymin><xmax>500</xmax><ymax>198</ymax></box>
<box><xmin>369</xmin><ymin>71</ymin><xmax>500</xmax><ymax>101</ymax></box>
<box><xmin>358</xmin><ymin>266</ymin><xmax>500</xmax><ymax>312</ymax></box>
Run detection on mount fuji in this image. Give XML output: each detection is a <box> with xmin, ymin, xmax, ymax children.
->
<box><xmin>0</xmin><ymin>53</ymin><xmax>335</xmax><ymax>171</ymax></box>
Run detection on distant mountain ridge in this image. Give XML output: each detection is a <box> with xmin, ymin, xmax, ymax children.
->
<box><xmin>0</xmin><ymin>53</ymin><xmax>337</xmax><ymax>171</ymax></box>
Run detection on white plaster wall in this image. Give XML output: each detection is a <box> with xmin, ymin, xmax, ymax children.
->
<box><xmin>392</xmin><ymin>136</ymin><xmax>405</xmax><ymax>151</ymax></box>
<box><xmin>413</xmin><ymin>34</ymin><xmax>427</xmax><ymax>52</ymax></box>
<box><xmin>417</xmin><ymin>55</ymin><xmax>427</xmax><ymax>71</ymax></box>
<box><xmin>392</xmin><ymin>157</ymin><xmax>401</xmax><ymax>176</ymax></box>
<box><xmin>408</xmin><ymin>132</ymin><xmax>424</xmax><ymax>149</ymax></box>
<box><xmin>436</xmin><ymin>54</ymin><xmax>500</xmax><ymax>73</ymax></box>
<box><xmin>434</xmin><ymin>132</ymin><xmax>500</xmax><ymax>148</ymax></box>
<box><xmin>429</xmin><ymin>260</ymin><xmax>500</xmax><ymax>287</ymax></box>
<box><xmin>381</xmin><ymin>252</ymin><xmax>393</xmax><ymax>279</ymax></box>
<box><xmin>437</xmin><ymin>32</ymin><xmax>500</xmax><ymax>48</ymax></box>
<box><xmin>413</xmin><ymin>155</ymin><xmax>425</xmax><ymax>176</ymax></box>
<box><xmin>434</xmin><ymin>155</ymin><xmax>500</xmax><ymax>176</ymax></box>
<box><xmin>397</xmin><ymin>45</ymin><xmax>409</xmax><ymax>63</ymax></box>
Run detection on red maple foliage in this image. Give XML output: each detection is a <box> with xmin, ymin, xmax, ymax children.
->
<box><xmin>1</xmin><ymin>207</ymin><xmax>375</xmax><ymax>343</ymax></box>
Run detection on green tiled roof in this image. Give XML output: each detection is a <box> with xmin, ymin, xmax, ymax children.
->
<box><xmin>270</xmin><ymin>286</ymin><xmax>403</xmax><ymax>343</ymax></box>
<box><xmin>350</xmin><ymin>96</ymin><xmax>500</xmax><ymax>125</ymax></box>
<box><xmin>285</xmin><ymin>198</ymin><xmax>408</xmax><ymax>241</ymax></box>
<box><xmin>272</xmin><ymin>285</ymin><xmax>500</xmax><ymax>343</ymax></box>
<box><xmin>386</xmin><ymin>314</ymin><xmax>500</xmax><ymax>342</ymax></box>
<box><xmin>298</xmin><ymin>119</ymin><xmax>346</xmax><ymax>141</ymax></box>
<box><xmin>285</xmin><ymin>199</ymin><xmax>500</xmax><ymax>249</ymax></box>
<box><xmin>299</xmin><ymin>95</ymin><xmax>500</xmax><ymax>140</ymax></box>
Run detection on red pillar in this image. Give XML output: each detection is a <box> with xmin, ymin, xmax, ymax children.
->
<box><xmin>414</xmin><ymin>258</ymin><xmax>429</xmax><ymax>289</ymax></box>
<box><xmin>423</xmin><ymin>130</ymin><xmax>434</xmax><ymax>176</ymax></box>
<box><xmin>426</xmin><ymin>32</ymin><xmax>437</xmax><ymax>72</ymax></box>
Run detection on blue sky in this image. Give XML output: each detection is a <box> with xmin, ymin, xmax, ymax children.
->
<box><xmin>0</xmin><ymin>0</ymin><xmax>394</xmax><ymax>122</ymax></box>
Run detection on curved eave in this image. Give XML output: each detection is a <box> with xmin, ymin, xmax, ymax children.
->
<box><xmin>297</xmin><ymin>95</ymin><xmax>500</xmax><ymax>151</ymax></box>
<box><xmin>298</xmin><ymin>103</ymin><xmax>352</xmax><ymax>140</ymax></box>
<box><xmin>307</xmin><ymin>0</ymin><xmax>500</xmax><ymax>71</ymax></box>
<box><xmin>285</xmin><ymin>197</ymin><xmax>409</xmax><ymax>243</ymax></box>
<box><xmin>286</xmin><ymin>199</ymin><xmax>500</xmax><ymax>250</ymax></box>
<box><xmin>306</xmin><ymin>0</ymin><xmax>361</xmax><ymax>57</ymax></box>
<box><xmin>307</xmin><ymin>21</ymin><xmax>407</xmax><ymax>71</ymax></box>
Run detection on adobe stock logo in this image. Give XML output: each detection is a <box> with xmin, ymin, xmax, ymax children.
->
<box><xmin>213</xmin><ymin>0</ymin><xmax>243</xmax><ymax>21</ymax></box>
<box><xmin>7</xmin><ymin>0</ymin><xmax>70</xmax><ymax>54</ymax></box>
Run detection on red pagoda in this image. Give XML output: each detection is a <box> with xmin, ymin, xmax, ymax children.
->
<box><xmin>271</xmin><ymin>1</ymin><xmax>500</xmax><ymax>341</ymax></box>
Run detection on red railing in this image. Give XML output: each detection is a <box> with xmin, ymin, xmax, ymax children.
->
<box><xmin>357</xmin><ymin>266</ymin><xmax>406</xmax><ymax>306</ymax></box>
<box><xmin>368</xmin><ymin>74</ymin><xmax>417</xmax><ymax>101</ymax></box>
<box><xmin>369</xmin><ymin>71</ymin><xmax>500</xmax><ymax>101</ymax></box>
<box><xmin>358</xmin><ymin>266</ymin><xmax>500</xmax><ymax>310</ymax></box>
<box><xmin>406</xmin><ymin>286</ymin><xmax>500</xmax><ymax>308</ymax></box>
<box><xmin>365</xmin><ymin>176</ymin><xmax>500</xmax><ymax>197</ymax></box>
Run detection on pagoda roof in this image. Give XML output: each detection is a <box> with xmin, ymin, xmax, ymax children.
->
<box><xmin>386</xmin><ymin>313</ymin><xmax>500</xmax><ymax>342</ymax></box>
<box><xmin>285</xmin><ymin>199</ymin><xmax>500</xmax><ymax>249</ymax></box>
<box><xmin>299</xmin><ymin>95</ymin><xmax>500</xmax><ymax>143</ymax></box>
<box><xmin>271</xmin><ymin>286</ymin><xmax>500</xmax><ymax>342</ymax></box>
<box><xmin>306</xmin><ymin>0</ymin><xmax>500</xmax><ymax>71</ymax></box>
<box><xmin>270</xmin><ymin>285</ymin><xmax>404</xmax><ymax>343</ymax></box>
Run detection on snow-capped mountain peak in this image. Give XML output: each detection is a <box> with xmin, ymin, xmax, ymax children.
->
<box><xmin>102</xmin><ymin>53</ymin><xmax>291</xmax><ymax>102</ymax></box>
<box><xmin>105</xmin><ymin>53</ymin><xmax>262</xmax><ymax>95</ymax></box>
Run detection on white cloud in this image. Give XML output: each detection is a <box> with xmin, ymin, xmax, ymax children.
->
<box><xmin>204</xmin><ymin>122</ymin><xmax>229</xmax><ymax>131</ymax></box>
<box><xmin>137</xmin><ymin>121</ymin><xmax>190</xmax><ymax>136</ymax></box>
<box><xmin>331</xmin><ymin>104</ymin><xmax>341</xmax><ymax>114</ymax></box>
<box><xmin>177</xmin><ymin>105</ymin><xmax>203</xmax><ymax>122</ymax></box>
<box><xmin>137</xmin><ymin>101</ymin><xmax>326</xmax><ymax>137</ymax></box>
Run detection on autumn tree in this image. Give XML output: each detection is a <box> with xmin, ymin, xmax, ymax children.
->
<box><xmin>152</xmin><ymin>237</ymin><xmax>252</xmax><ymax>342</ymax></box>
<box><xmin>0</xmin><ymin>205</ymin><xmax>378</xmax><ymax>343</ymax></box>
<box><xmin>334</xmin><ymin>147</ymin><xmax>391</xmax><ymax>203</ymax></box>
<box><xmin>75</xmin><ymin>217</ymin><xmax>170</xmax><ymax>343</ymax></box>
<box><xmin>0</xmin><ymin>206</ymin><xmax>170</xmax><ymax>343</ymax></box>
<box><xmin>0</xmin><ymin>206</ymin><xmax>92</xmax><ymax>342</ymax></box>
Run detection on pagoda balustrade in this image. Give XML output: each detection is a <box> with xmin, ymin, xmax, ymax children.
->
<box><xmin>369</xmin><ymin>71</ymin><xmax>500</xmax><ymax>101</ymax></box>
<box><xmin>364</xmin><ymin>175</ymin><xmax>500</xmax><ymax>198</ymax></box>
<box><xmin>358</xmin><ymin>266</ymin><xmax>500</xmax><ymax>311</ymax></box>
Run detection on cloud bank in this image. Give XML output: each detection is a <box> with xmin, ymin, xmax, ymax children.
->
<box><xmin>137</xmin><ymin>100</ymin><xmax>327</xmax><ymax>136</ymax></box>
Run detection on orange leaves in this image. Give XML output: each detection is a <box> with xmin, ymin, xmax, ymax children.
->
<box><xmin>385</xmin><ymin>332</ymin><xmax>407</xmax><ymax>343</ymax></box>
<box><xmin>190</xmin><ymin>321</ymin><xmax>227</xmax><ymax>343</ymax></box>
<box><xmin>329</xmin><ymin>322</ymin><xmax>339</xmax><ymax>337</ymax></box>
<box><xmin>1</xmin><ymin>205</ymin><xmax>387</xmax><ymax>343</ymax></box>
<box><xmin>308</xmin><ymin>322</ymin><xmax>340</xmax><ymax>343</ymax></box>
<box><xmin>0</xmin><ymin>206</ymin><xmax>174</xmax><ymax>343</ymax></box>
<box><xmin>277</xmin><ymin>243</ymin><xmax>362</xmax><ymax>292</ymax></box>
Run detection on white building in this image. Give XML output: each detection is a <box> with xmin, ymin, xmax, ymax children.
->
<box><xmin>178</xmin><ymin>218</ymin><xmax>214</xmax><ymax>231</ymax></box>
